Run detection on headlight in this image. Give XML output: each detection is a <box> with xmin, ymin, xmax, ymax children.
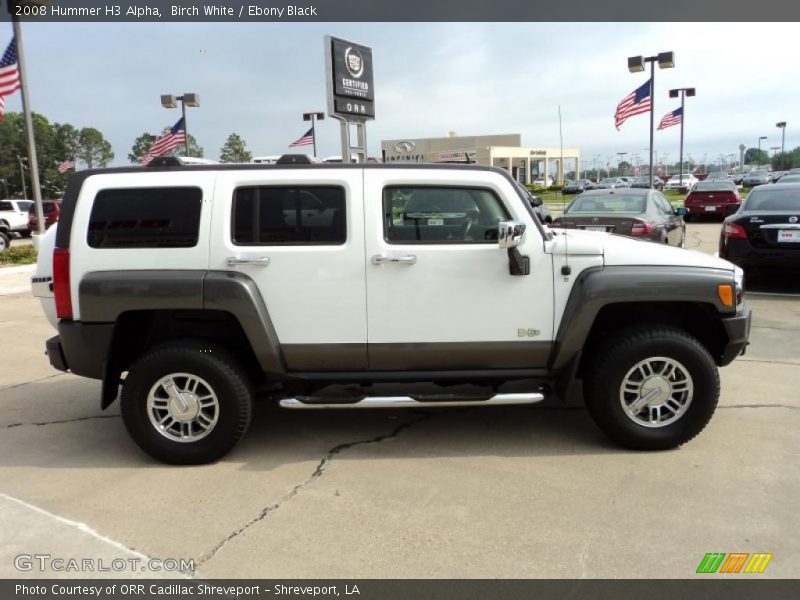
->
<box><xmin>734</xmin><ymin>266</ymin><xmax>745</xmax><ymax>305</ymax></box>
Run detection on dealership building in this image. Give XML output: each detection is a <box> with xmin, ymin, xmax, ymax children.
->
<box><xmin>380</xmin><ymin>134</ymin><xmax>581</xmax><ymax>184</ymax></box>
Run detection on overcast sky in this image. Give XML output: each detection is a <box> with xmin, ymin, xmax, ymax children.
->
<box><xmin>4</xmin><ymin>22</ymin><xmax>797</xmax><ymax>168</ymax></box>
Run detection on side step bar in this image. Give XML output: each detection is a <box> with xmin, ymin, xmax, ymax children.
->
<box><xmin>279</xmin><ymin>392</ymin><xmax>545</xmax><ymax>410</ymax></box>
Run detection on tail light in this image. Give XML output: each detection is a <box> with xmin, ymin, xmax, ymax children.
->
<box><xmin>53</xmin><ymin>247</ymin><xmax>73</xmax><ymax>320</ymax></box>
<box><xmin>723</xmin><ymin>221</ymin><xmax>747</xmax><ymax>239</ymax></box>
<box><xmin>630</xmin><ymin>219</ymin><xmax>655</xmax><ymax>236</ymax></box>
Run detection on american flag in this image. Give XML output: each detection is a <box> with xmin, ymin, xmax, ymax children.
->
<box><xmin>140</xmin><ymin>118</ymin><xmax>187</xmax><ymax>165</ymax></box>
<box><xmin>657</xmin><ymin>107</ymin><xmax>683</xmax><ymax>130</ymax></box>
<box><xmin>0</xmin><ymin>36</ymin><xmax>21</xmax><ymax>121</ymax></box>
<box><xmin>614</xmin><ymin>79</ymin><xmax>651</xmax><ymax>130</ymax></box>
<box><xmin>57</xmin><ymin>157</ymin><xmax>76</xmax><ymax>173</ymax></box>
<box><xmin>289</xmin><ymin>128</ymin><xmax>314</xmax><ymax>147</ymax></box>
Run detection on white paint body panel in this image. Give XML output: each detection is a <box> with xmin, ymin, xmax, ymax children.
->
<box><xmin>209</xmin><ymin>169</ymin><xmax>367</xmax><ymax>345</ymax></box>
<box><xmin>68</xmin><ymin>172</ymin><xmax>218</xmax><ymax>321</ymax></box>
<box><xmin>363</xmin><ymin>169</ymin><xmax>555</xmax><ymax>343</ymax></box>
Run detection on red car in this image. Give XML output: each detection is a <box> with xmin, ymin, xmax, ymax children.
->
<box><xmin>683</xmin><ymin>181</ymin><xmax>741</xmax><ymax>221</ymax></box>
<box><xmin>28</xmin><ymin>200</ymin><xmax>62</xmax><ymax>231</ymax></box>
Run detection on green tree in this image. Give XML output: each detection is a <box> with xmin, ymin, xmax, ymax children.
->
<box><xmin>219</xmin><ymin>133</ymin><xmax>252</xmax><ymax>163</ymax></box>
<box><xmin>128</xmin><ymin>132</ymin><xmax>157</xmax><ymax>164</ymax></box>
<box><xmin>128</xmin><ymin>128</ymin><xmax>203</xmax><ymax>164</ymax></box>
<box><xmin>744</xmin><ymin>147</ymin><xmax>769</xmax><ymax>167</ymax></box>
<box><xmin>76</xmin><ymin>127</ymin><xmax>114</xmax><ymax>168</ymax></box>
<box><xmin>771</xmin><ymin>147</ymin><xmax>799</xmax><ymax>171</ymax></box>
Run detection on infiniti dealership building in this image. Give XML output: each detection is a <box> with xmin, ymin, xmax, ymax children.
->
<box><xmin>380</xmin><ymin>134</ymin><xmax>581</xmax><ymax>184</ymax></box>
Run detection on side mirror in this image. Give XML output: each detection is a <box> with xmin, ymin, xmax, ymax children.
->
<box><xmin>675</xmin><ymin>207</ymin><xmax>688</xmax><ymax>216</ymax></box>
<box><xmin>530</xmin><ymin>195</ymin><xmax>543</xmax><ymax>207</ymax></box>
<box><xmin>498</xmin><ymin>220</ymin><xmax>526</xmax><ymax>249</ymax></box>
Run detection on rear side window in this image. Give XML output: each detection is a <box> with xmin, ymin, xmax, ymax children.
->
<box><xmin>87</xmin><ymin>187</ymin><xmax>202</xmax><ymax>249</ymax></box>
<box><xmin>232</xmin><ymin>186</ymin><xmax>346</xmax><ymax>245</ymax></box>
<box><xmin>0</xmin><ymin>201</ymin><xmax>12</xmax><ymax>211</ymax></box>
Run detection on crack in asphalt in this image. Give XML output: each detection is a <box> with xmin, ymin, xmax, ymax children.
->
<box><xmin>4</xmin><ymin>414</ymin><xmax>120</xmax><ymax>429</ymax></box>
<box><xmin>0</xmin><ymin>373</ymin><xmax>65</xmax><ymax>394</ymax></box>
<box><xmin>738</xmin><ymin>358</ymin><xmax>800</xmax><ymax>367</ymax></box>
<box><xmin>193</xmin><ymin>412</ymin><xmax>434</xmax><ymax>571</ymax></box>
<box><xmin>719</xmin><ymin>404</ymin><xmax>800</xmax><ymax>411</ymax></box>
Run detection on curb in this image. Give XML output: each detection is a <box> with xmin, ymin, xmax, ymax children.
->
<box><xmin>0</xmin><ymin>264</ymin><xmax>36</xmax><ymax>277</ymax></box>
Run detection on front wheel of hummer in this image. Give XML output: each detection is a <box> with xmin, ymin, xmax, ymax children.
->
<box><xmin>583</xmin><ymin>326</ymin><xmax>719</xmax><ymax>450</ymax></box>
<box><xmin>121</xmin><ymin>340</ymin><xmax>253</xmax><ymax>464</ymax></box>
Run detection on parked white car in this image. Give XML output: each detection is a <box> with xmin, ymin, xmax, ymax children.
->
<box><xmin>664</xmin><ymin>174</ymin><xmax>699</xmax><ymax>191</ymax></box>
<box><xmin>0</xmin><ymin>199</ymin><xmax>34</xmax><ymax>236</ymax></box>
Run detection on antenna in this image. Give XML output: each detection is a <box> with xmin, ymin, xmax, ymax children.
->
<box><xmin>559</xmin><ymin>105</ymin><xmax>571</xmax><ymax>276</ymax></box>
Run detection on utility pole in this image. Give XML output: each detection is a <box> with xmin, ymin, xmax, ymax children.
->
<box><xmin>669</xmin><ymin>87</ymin><xmax>695</xmax><ymax>190</ymax></box>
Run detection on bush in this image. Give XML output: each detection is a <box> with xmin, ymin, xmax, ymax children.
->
<box><xmin>0</xmin><ymin>245</ymin><xmax>38</xmax><ymax>265</ymax></box>
<box><xmin>548</xmin><ymin>185</ymin><xmax>564</xmax><ymax>192</ymax></box>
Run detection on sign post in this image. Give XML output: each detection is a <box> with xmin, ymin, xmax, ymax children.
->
<box><xmin>325</xmin><ymin>35</ymin><xmax>375</xmax><ymax>163</ymax></box>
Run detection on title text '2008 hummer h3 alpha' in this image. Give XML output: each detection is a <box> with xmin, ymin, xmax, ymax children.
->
<box><xmin>32</xmin><ymin>162</ymin><xmax>751</xmax><ymax>464</ymax></box>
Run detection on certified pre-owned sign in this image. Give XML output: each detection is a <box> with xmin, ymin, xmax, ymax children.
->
<box><xmin>326</xmin><ymin>36</ymin><xmax>375</xmax><ymax>119</ymax></box>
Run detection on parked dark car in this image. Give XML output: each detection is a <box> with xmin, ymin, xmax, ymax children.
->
<box><xmin>719</xmin><ymin>183</ymin><xmax>800</xmax><ymax>277</ymax></box>
<box><xmin>731</xmin><ymin>173</ymin><xmax>745</xmax><ymax>185</ymax></box>
<box><xmin>518</xmin><ymin>184</ymin><xmax>552</xmax><ymax>224</ymax></box>
<box><xmin>563</xmin><ymin>179</ymin><xmax>593</xmax><ymax>194</ymax></box>
<box><xmin>552</xmin><ymin>189</ymin><xmax>686</xmax><ymax>246</ymax></box>
<box><xmin>27</xmin><ymin>200</ymin><xmax>62</xmax><ymax>232</ymax></box>
<box><xmin>629</xmin><ymin>176</ymin><xmax>664</xmax><ymax>190</ymax></box>
<box><xmin>770</xmin><ymin>171</ymin><xmax>787</xmax><ymax>183</ymax></box>
<box><xmin>683</xmin><ymin>181</ymin><xmax>741</xmax><ymax>221</ymax></box>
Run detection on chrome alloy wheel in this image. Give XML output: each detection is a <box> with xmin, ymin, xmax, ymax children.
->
<box><xmin>619</xmin><ymin>357</ymin><xmax>694</xmax><ymax>428</ymax></box>
<box><xmin>147</xmin><ymin>373</ymin><xmax>219</xmax><ymax>442</ymax></box>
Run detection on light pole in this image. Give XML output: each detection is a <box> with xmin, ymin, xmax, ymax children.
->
<box><xmin>757</xmin><ymin>136</ymin><xmax>767</xmax><ymax>169</ymax></box>
<box><xmin>668</xmin><ymin>87</ymin><xmax>695</xmax><ymax>191</ymax></box>
<box><xmin>627</xmin><ymin>51</ymin><xmax>675</xmax><ymax>188</ymax></box>
<box><xmin>302</xmin><ymin>111</ymin><xmax>325</xmax><ymax>158</ymax></box>
<box><xmin>776</xmin><ymin>122</ymin><xmax>787</xmax><ymax>169</ymax></box>
<box><xmin>738</xmin><ymin>144</ymin><xmax>746</xmax><ymax>174</ymax></box>
<box><xmin>160</xmin><ymin>93</ymin><xmax>200</xmax><ymax>156</ymax></box>
<box><xmin>17</xmin><ymin>156</ymin><xmax>28</xmax><ymax>198</ymax></box>
<box><xmin>617</xmin><ymin>152</ymin><xmax>627</xmax><ymax>177</ymax></box>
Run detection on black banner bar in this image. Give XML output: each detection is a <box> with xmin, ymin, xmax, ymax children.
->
<box><xmin>3</xmin><ymin>0</ymin><xmax>800</xmax><ymax>22</ymax></box>
<box><xmin>3</xmin><ymin>579</ymin><xmax>800</xmax><ymax>600</ymax></box>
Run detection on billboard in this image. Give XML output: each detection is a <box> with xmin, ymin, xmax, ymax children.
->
<box><xmin>325</xmin><ymin>35</ymin><xmax>375</xmax><ymax>119</ymax></box>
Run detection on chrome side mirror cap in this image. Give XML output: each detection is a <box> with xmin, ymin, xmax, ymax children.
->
<box><xmin>498</xmin><ymin>220</ymin><xmax>526</xmax><ymax>249</ymax></box>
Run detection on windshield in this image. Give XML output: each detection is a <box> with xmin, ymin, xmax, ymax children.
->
<box><xmin>600</xmin><ymin>178</ymin><xmax>616</xmax><ymax>184</ymax></box>
<box><xmin>567</xmin><ymin>195</ymin><xmax>646</xmax><ymax>214</ymax></box>
<box><xmin>18</xmin><ymin>201</ymin><xmax>34</xmax><ymax>211</ymax></box>
<box><xmin>745</xmin><ymin>187</ymin><xmax>800</xmax><ymax>211</ymax></box>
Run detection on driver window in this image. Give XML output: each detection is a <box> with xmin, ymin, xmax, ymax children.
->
<box><xmin>383</xmin><ymin>186</ymin><xmax>508</xmax><ymax>244</ymax></box>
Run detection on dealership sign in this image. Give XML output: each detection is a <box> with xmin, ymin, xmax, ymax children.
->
<box><xmin>325</xmin><ymin>36</ymin><xmax>375</xmax><ymax>119</ymax></box>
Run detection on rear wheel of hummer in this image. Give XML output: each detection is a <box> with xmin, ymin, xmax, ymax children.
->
<box><xmin>583</xmin><ymin>326</ymin><xmax>719</xmax><ymax>450</ymax></box>
<box><xmin>121</xmin><ymin>341</ymin><xmax>253</xmax><ymax>464</ymax></box>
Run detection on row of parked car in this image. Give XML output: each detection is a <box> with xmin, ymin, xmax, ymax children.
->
<box><xmin>544</xmin><ymin>174</ymin><xmax>800</xmax><ymax>281</ymax></box>
<box><xmin>562</xmin><ymin>174</ymin><xmax>701</xmax><ymax>194</ymax></box>
<box><xmin>0</xmin><ymin>198</ymin><xmax>62</xmax><ymax>250</ymax></box>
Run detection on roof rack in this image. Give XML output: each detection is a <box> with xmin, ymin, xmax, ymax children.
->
<box><xmin>146</xmin><ymin>156</ymin><xmax>219</xmax><ymax>167</ymax></box>
<box><xmin>276</xmin><ymin>154</ymin><xmax>323</xmax><ymax>165</ymax></box>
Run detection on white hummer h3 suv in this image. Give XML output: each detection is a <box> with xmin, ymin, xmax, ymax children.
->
<box><xmin>33</xmin><ymin>159</ymin><xmax>751</xmax><ymax>464</ymax></box>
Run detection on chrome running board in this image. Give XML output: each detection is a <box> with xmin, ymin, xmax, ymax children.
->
<box><xmin>279</xmin><ymin>392</ymin><xmax>545</xmax><ymax>410</ymax></box>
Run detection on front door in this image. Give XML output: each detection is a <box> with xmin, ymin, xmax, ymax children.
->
<box><xmin>363</xmin><ymin>169</ymin><xmax>554</xmax><ymax>371</ymax></box>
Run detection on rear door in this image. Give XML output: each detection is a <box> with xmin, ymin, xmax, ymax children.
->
<box><xmin>363</xmin><ymin>168</ymin><xmax>554</xmax><ymax>371</ymax></box>
<box><xmin>209</xmin><ymin>168</ymin><xmax>367</xmax><ymax>370</ymax></box>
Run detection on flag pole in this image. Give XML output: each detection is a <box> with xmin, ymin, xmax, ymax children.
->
<box><xmin>648</xmin><ymin>60</ymin><xmax>655</xmax><ymax>189</ymax></box>
<box><xmin>10</xmin><ymin>11</ymin><xmax>45</xmax><ymax>234</ymax></box>
<box><xmin>679</xmin><ymin>92</ymin><xmax>685</xmax><ymax>192</ymax></box>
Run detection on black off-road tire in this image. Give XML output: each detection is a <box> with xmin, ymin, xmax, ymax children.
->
<box><xmin>583</xmin><ymin>326</ymin><xmax>720</xmax><ymax>450</ymax></box>
<box><xmin>121</xmin><ymin>340</ymin><xmax>253</xmax><ymax>464</ymax></box>
<box><xmin>0</xmin><ymin>231</ymin><xmax>10</xmax><ymax>251</ymax></box>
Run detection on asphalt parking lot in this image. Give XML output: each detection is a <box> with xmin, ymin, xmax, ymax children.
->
<box><xmin>0</xmin><ymin>221</ymin><xmax>798</xmax><ymax>579</ymax></box>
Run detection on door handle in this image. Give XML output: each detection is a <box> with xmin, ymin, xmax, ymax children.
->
<box><xmin>371</xmin><ymin>254</ymin><xmax>417</xmax><ymax>265</ymax></box>
<box><xmin>226</xmin><ymin>256</ymin><xmax>270</xmax><ymax>267</ymax></box>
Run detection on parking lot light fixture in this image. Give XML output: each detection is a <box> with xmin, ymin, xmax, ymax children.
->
<box><xmin>668</xmin><ymin>87</ymin><xmax>695</xmax><ymax>193</ymax></box>
<box><xmin>757</xmin><ymin>136</ymin><xmax>768</xmax><ymax>169</ymax></box>
<box><xmin>629</xmin><ymin>51</ymin><xmax>674</xmax><ymax>188</ymax></box>
<box><xmin>302</xmin><ymin>111</ymin><xmax>325</xmax><ymax>157</ymax></box>
<box><xmin>161</xmin><ymin>93</ymin><xmax>200</xmax><ymax>156</ymax></box>
<box><xmin>776</xmin><ymin>122</ymin><xmax>787</xmax><ymax>169</ymax></box>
